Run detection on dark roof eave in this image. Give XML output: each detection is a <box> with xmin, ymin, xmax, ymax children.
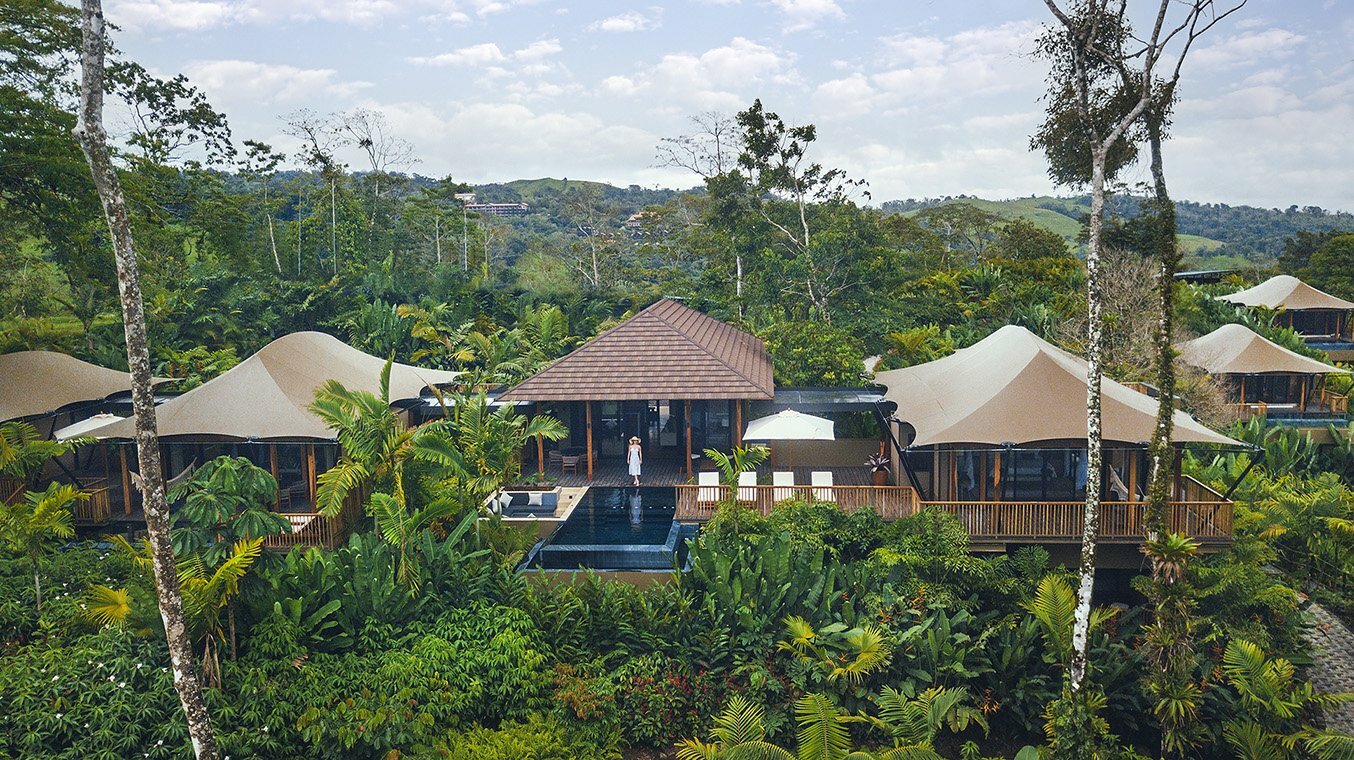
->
<box><xmin>497</xmin><ymin>390</ymin><xmax>776</xmax><ymax>402</ymax></box>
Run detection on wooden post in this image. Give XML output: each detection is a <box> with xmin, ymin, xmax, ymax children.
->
<box><xmin>306</xmin><ymin>444</ymin><xmax>317</xmax><ymax>507</ymax></box>
<box><xmin>119</xmin><ymin>445</ymin><xmax>131</xmax><ymax>514</ymax></box>
<box><xmin>734</xmin><ymin>401</ymin><xmax>742</xmax><ymax>448</ymax></box>
<box><xmin>585</xmin><ymin>400</ymin><xmax>594</xmax><ymax>480</ymax></box>
<box><xmin>1127</xmin><ymin>449</ymin><xmax>1139</xmax><ymax>502</ymax></box>
<box><xmin>1299</xmin><ymin>376</ymin><xmax>1307</xmax><ymax>412</ymax></box>
<box><xmin>1239</xmin><ymin>375</ymin><xmax>1246</xmax><ymax>411</ymax></box>
<box><xmin>685</xmin><ymin>400</ymin><xmax>693</xmax><ymax>478</ymax></box>
<box><xmin>536</xmin><ymin>402</ymin><xmax>545</xmax><ymax>477</ymax></box>
<box><xmin>270</xmin><ymin>445</ymin><xmax>279</xmax><ymax>509</ymax></box>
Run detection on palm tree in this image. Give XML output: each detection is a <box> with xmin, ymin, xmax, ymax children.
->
<box><xmin>1220</xmin><ymin>639</ymin><xmax>1354</xmax><ymax>760</ymax></box>
<box><xmin>704</xmin><ymin>445</ymin><xmax>770</xmax><ymax>499</ymax></box>
<box><xmin>367</xmin><ymin>493</ymin><xmax>463</xmax><ymax>591</ymax></box>
<box><xmin>0</xmin><ymin>483</ymin><xmax>85</xmax><ymax>614</ymax></box>
<box><xmin>778</xmin><ymin>616</ymin><xmax>893</xmax><ymax>691</ymax></box>
<box><xmin>178</xmin><ymin>538</ymin><xmax>263</xmax><ymax>686</ymax></box>
<box><xmin>0</xmin><ymin>420</ymin><xmax>85</xmax><ymax>494</ymax></box>
<box><xmin>424</xmin><ymin>388</ymin><xmax>567</xmax><ymax>502</ymax></box>
<box><xmin>1023</xmin><ymin>575</ymin><xmax>1116</xmax><ymax>668</ymax></box>
<box><xmin>85</xmin><ymin>537</ymin><xmax>263</xmax><ymax>688</ymax></box>
<box><xmin>676</xmin><ymin>691</ymin><xmax>974</xmax><ymax>760</ymax></box>
<box><xmin>309</xmin><ymin>362</ymin><xmax>455</xmax><ymax>516</ymax></box>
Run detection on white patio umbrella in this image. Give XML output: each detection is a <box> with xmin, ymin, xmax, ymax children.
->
<box><xmin>743</xmin><ymin>409</ymin><xmax>834</xmax><ymax>468</ymax></box>
<box><xmin>53</xmin><ymin>413</ymin><xmax>125</xmax><ymax>441</ymax></box>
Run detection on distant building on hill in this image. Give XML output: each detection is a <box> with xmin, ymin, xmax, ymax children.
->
<box><xmin>466</xmin><ymin>202</ymin><xmax>529</xmax><ymax>217</ymax></box>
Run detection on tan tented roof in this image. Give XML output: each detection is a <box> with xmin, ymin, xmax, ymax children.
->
<box><xmin>498</xmin><ymin>299</ymin><xmax>774</xmax><ymax>402</ymax></box>
<box><xmin>874</xmin><ymin>325</ymin><xmax>1239</xmax><ymax>447</ymax></box>
<box><xmin>1177</xmin><ymin>324</ymin><xmax>1348</xmax><ymax>376</ymax></box>
<box><xmin>1219</xmin><ymin>275</ymin><xmax>1354</xmax><ymax>311</ymax></box>
<box><xmin>87</xmin><ymin>332</ymin><xmax>461</xmax><ymax>441</ymax></box>
<box><xmin>0</xmin><ymin>351</ymin><xmax>163</xmax><ymax>423</ymax></box>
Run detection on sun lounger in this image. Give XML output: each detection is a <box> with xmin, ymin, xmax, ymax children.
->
<box><xmin>697</xmin><ymin>471</ymin><xmax>721</xmax><ymax>503</ymax></box>
<box><xmin>773</xmin><ymin>471</ymin><xmax>795</xmax><ymax>501</ymax></box>
<box><xmin>811</xmin><ymin>471</ymin><xmax>835</xmax><ymax>502</ymax></box>
<box><xmin>738</xmin><ymin>471</ymin><xmax>757</xmax><ymax>502</ymax></box>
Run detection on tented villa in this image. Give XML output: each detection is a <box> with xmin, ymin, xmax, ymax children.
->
<box><xmin>498</xmin><ymin>299</ymin><xmax>777</xmax><ymax>483</ymax></box>
<box><xmin>1220</xmin><ymin>275</ymin><xmax>1354</xmax><ymax>360</ymax></box>
<box><xmin>0</xmin><ymin>351</ymin><xmax>168</xmax><ymax>524</ymax></box>
<box><xmin>872</xmin><ymin>326</ymin><xmax>1240</xmax><ymax>553</ymax></box>
<box><xmin>5</xmin><ymin>304</ymin><xmax>1248</xmax><ymax>567</ymax></box>
<box><xmin>84</xmin><ymin>332</ymin><xmax>460</xmax><ymax>544</ymax></box>
<box><xmin>0</xmin><ymin>350</ymin><xmax>153</xmax><ymax>430</ymax></box>
<box><xmin>1177</xmin><ymin>323</ymin><xmax>1350</xmax><ymax>424</ymax></box>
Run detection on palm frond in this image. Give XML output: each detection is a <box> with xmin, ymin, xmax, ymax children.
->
<box><xmin>795</xmin><ymin>693</ymin><xmax>851</xmax><ymax>760</ymax></box>
<box><xmin>83</xmin><ymin>585</ymin><xmax>132</xmax><ymax>628</ymax></box>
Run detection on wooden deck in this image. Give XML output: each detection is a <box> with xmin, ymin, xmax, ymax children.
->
<box><xmin>549</xmin><ymin>460</ymin><xmax>876</xmax><ymax>488</ymax></box>
<box><xmin>672</xmin><ymin>475</ymin><xmax>1234</xmax><ymax>545</ymax></box>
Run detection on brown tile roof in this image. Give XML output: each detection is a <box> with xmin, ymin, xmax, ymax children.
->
<box><xmin>499</xmin><ymin>299</ymin><xmax>774</xmax><ymax>401</ymax></box>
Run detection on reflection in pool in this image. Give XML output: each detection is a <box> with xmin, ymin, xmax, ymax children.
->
<box><xmin>529</xmin><ymin>487</ymin><xmax>692</xmax><ymax>571</ymax></box>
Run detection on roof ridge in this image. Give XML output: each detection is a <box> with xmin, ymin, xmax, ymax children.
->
<box><xmin>647</xmin><ymin>301</ymin><xmax>764</xmax><ymax>390</ymax></box>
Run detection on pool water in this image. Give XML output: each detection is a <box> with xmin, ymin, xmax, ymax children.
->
<box><xmin>530</xmin><ymin>487</ymin><xmax>690</xmax><ymax>571</ymax></box>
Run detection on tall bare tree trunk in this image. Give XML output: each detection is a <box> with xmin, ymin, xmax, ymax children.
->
<box><xmin>330</xmin><ymin>177</ymin><xmax>338</xmax><ymax>275</ymax></box>
<box><xmin>73</xmin><ymin>3</ymin><xmax>220</xmax><ymax>757</ymax></box>
<box><xmin>1069</xmin><ymin>147</ymin><xmax>1108</xmax><ymax>691</ymax></box>
<box><xmin>1144</xmin><ymin>109</ymin><xmax>1178</xmax><ymax>547</ymax></box>
<box><xmin>264</xmin><ymin>183</ymin><xmax>281</xmax><ymax>274</ymax></box>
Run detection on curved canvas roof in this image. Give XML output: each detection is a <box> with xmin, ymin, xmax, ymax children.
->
<box><xmin>874</xmin><ymin>325</ymin><xmax>1239</xmax><ymax>447</ymax></box>
<box><xmin>1177</xmin><ymin>324</ymin><xmax>1347</xmax><ymax>376</ymax></box>
<box><xmin>499</xmin><ymin>299</ymin><xmax>774</xmax><ymax>402</ymax></box>
<box><xmin>1219</xmin><ymin>275</ymin><xmax>1354</xmax><ymax>311</ymax></box>
<box><xmin>0</xmin><ymin>351</ymin><xmax>163</xmax><ymax>423</ymax></box>
<box><xmin>87</xmin><ymin>332</ymin><xmax>461</xmax><ymax>441</ymax></box>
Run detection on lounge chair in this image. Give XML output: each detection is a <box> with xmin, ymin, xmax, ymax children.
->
<box><xmin>773</xmin><ymin>471</ymin><xmax>795</xmax><ymax>501</ymax></box>
<box><xmin>697</xmin><ymin>471</ymin><xmax>721</xmax><ymax>503</ymax></box>
<box><xmin>811</xmin><ymin>471</ymin><xmax>835</xmax><ymax>502</ymax></box>
<box><xmin>738</xmin><ymin>471</ymin><xmax>757</xmax><ymax>502</ymax></box>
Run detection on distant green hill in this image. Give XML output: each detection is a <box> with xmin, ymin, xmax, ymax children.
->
<box><xmin>884</xmin><ymin>194</ymin><xmax>1353</xmax><ymax>265</ymax></box>
<box><xmin>891</xmin><ymin>195</ymin><xmax>1227</xmax><ymax>258</ymax></box>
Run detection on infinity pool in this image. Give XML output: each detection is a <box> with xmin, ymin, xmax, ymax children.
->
<box><xmin>529</xmin><ymin>487</ymin><xmax>691</xmax><ymax>571</ymax></box>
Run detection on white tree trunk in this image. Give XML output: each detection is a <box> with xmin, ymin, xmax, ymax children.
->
<box><xmin>72</xmin><ymin>3</ymin><xmax>220</xmax><ymax>757</ymax></box>
<box><xmin>1069</xmin><ymin>149</ymin><xmax>1108</xmax><ymax>692</ymax></box>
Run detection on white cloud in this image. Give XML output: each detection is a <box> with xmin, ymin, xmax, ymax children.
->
<box><xmin>603</xmin><ymin>37</ymin><xmax>795</xmax><ymax>110</ymax></box>
<box><xmin>106</xmin><ymin>1</ymin><xmax>233</xmax><ymax>31</ymax></box>
<box><xmin>359</xmin><ymin>100</ymin><xmax>657</xmax><ymax>181</ymax></box>
<box><xmin>589</xmin><ymin>10</ymin><xmax>659</xmax><ymax>33</ymax></box>
<box><xmin>514</xmin><ymin>38</ymin><xmax>563</xmax><ymax>61</ymax></box>
<box><xmin>409</xmin><ymin>42</ymin><xmax>507</xmax><ymax>67</ymax></box>
<box><xmin>1192</xmin><ymin>28</ymin><xmax>1307</xmax><ymax>70</ymax></box>
<box><xmin>182</xmin><ymin>59</ymin><xmax>371</xmax><ymax>104</ymax></box>
<box><xmin>409</xmin><ymin>38</ymin><xmax>560</xmax><ymax>67</ymax></box>
<box><xmin>107</xmin><ymin>0</ymin><xmax>543</xmax><ymax>31</ymax></box>
<box><xmin>865</xmin><ymin>21</ymin><xmax>1039</xmax><ymax>106</ymax></box>
<box><xmin>768</xmin><ymin>0</ymin><xmax>844</xmax><ymax>32</ymax></box>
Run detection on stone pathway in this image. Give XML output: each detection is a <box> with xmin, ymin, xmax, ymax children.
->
<box><xmin>1304</xmin><ymin>601</ymin><xmax>1354</xmax><ymax>734</ymax></box>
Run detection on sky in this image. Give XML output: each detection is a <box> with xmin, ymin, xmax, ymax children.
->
<box><xmin>103</xmin><ymin>0</ymin><xmax>1354</xmax><ymax>210</ymax></box>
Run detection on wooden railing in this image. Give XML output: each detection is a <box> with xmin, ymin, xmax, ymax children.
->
<box><xmin>261</xmin><ymin>485</ymin><xmax>368</xmax><ymax>551</ymax></box>
<box><xmin>923</xmin><ymin>500</ymin><xmax>1232</xmax><ymax>543</ymax></box>
<box><xmin>72</xmin><ymin>483</ymin><xmax>113</xmax><ymax>526</ymax></box>
<box><xmin>1178</xmin><ymin>474</ymin><xmax>1226</xmax><ymax>503</ymax></box>
<box><xmin>1321</xmin><ymin>388</ymin><xmax>1350</xmax><ymax>415</ymax></box>
<box><xmin>674</xmin><ymin>478</ymin><xmax>1233</xmax><ymax>543</ymax></box>
<box><xmin>675</xmin><ymin>483</ymin><xmax>918</xmax><ymax>521</ymax></box>
<box><xmin>1</xmin><ymin>475</ymin><xmax>22</xmax><ymax>504</ymax></box>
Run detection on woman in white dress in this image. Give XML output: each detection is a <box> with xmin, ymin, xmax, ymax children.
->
<box><xmin>627</xmin><ymin>436</ymin><xmax>643</xmax><ymax>486</ymax></box>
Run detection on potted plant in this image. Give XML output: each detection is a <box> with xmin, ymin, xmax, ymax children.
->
<box><xmin>866</xmin><ymin>452</ymin><xmax>890</xmax><ymax>486</ymax></box>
